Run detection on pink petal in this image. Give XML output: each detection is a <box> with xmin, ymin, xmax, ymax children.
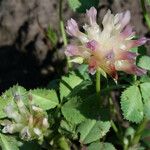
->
<box><xmin>109</xmin><ymin>65</ymin><xmax>118</xmax><ymax>79</ymax></box>
<box><xmin>121</xmin><ymin>25</ymin><xmax>135</xmax><ymax>38</ymax></box>
<box><xmin>133</xmin><ymin>37</ymin><xmax>147</xmax><ymax>46</ymax></box>
<box><xmin>105</xmin><ymin>51</ymin><xmax>115</xmax><ymax>60</ymax></box>
<box><xmin>66</xmin><ymin>18</ymin><xmax>79</xmax><ymax>36</ymax></box>
<box><xmin>117</xmin><ymin>51</ymin><xmax>138</xmax><ymax>60</ymax></box>
<box><xmin>86</xmin><ymin>7</ymin><xmax>97</xmax><ymax>25</ymax></box>
<box><xmin>120</xmin><ymin>10</ymin><xmax>131</xmax><ymax>28</ymax></box>
<box><xmin>131</xmin><ymin>66</ymin><xmax>147</xmax><ymax>76</ymax></box>
<box><xmin>65</xmin><ymin>45</ymin><xmax>79</xmax><ymax>56</ymax></box>
<box><xmin>115</xmin><ymin>60</ymin><xmax>147</xmax><ymax>76</ymax></box>
<box><xmin>86</xmin><ymin>40</ymin><xmax>98</xmax><ymax>51</ymax></box>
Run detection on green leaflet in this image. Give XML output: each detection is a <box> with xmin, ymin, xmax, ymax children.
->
<box><xmin>121</xmin><ymin>85</ymin><xmax>144</xmax><ymax>123</ymax></box>
<box><xmin>137</xmin><ymin>55</ymin><xmax>150</xmax><ymax>70</ymax></box>
<box><xmin>140</xmin><ymin>82</ymin><xmax>150</xmax><ymax>119</ymax></box>
<box><xmin>59</xmin><ymin>72</ymin><xmax>83</xmax><ymax>101</ymax></box>
<box><xmin>67</xmin><ymin>0</ymin><xmax>99</xmax><ymax>13</ymax></box>
<box><xmin>77</xmin><ymin>119</ymin><xmax>111</xmax><ymax>144</ymax></box>
<box><xmin>147</xmin><ymin>0</ymin><xmax>150</xmax><ymax>5</ymax></box>
<box><xmin>0</xmin><ymin>134</ymin><xmax>19</xmax><ymax>150</ymax></box>
<box><xmin>29</xmin><ymin>89</ymin><xmax>59</xmax><ymax>110</ymax></box>
<box><xmin>88</xmin><ymin>142</ymin><xmax>116</xmax><ymax>150</ymax></box>
<box><xmin>67</xmin><ymin>0</ymin><xmax>81</xmax><ymax>12</ymax></box>
<box><xmin>59</xmin><ymin>120</ymin><xmax>78</xmax><ymax>139</ymax></box>
<box><xmin>61</xmin><ymin>96</ymin><xmax>86</xmax><ymax>124</ymax></box>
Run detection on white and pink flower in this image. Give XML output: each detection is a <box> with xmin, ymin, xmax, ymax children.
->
<box><xmin>65</xmin><ymin>7</ymin><xmax>147</xmax><ymax>79</ymax></box>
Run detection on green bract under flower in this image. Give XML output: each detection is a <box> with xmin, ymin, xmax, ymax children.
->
<box><xmin>1</xmin><ymin>96</ymin><xmax>49</xmax><ymax>142</ymax></box>
<box><xmin>65</xmin><ymin>7</ymin><xmax>148</xmax><ymax>79</ymax></box>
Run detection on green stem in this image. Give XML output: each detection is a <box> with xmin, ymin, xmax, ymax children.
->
<box><xmin>111</xmin><ymin>120</ymin><xmax>118</xmax><ymax>134</ymax></box>
<box><xmin>140</xmin><ymin>0</ymin><xmax>150</xmax><ymax>29</ymax></box>
<box><xmin>96</xmin><ymin>70</ymin><xmax>100</xmax><ymax>95</ymax></box>
<box><xmin>111</xmin><ymin>120</ymin><xmax>124</xmax><ymax>145</ymax></box>
<box><xmin>58</xmin><ymin>136</ymin><xmax>70</xmax><ymax>150</ymax></box>
<box><xmin>130</xmin><ymin>118</ymin><xmax>148</xmax><ymax>146</ymax></box>
<box><xmin>59</xmin><ymin>0</ymin><xmax>72</xmax><ymax>68</ymax></box>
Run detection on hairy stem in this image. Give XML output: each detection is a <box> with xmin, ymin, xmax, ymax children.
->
<box><xmin>140</xmin><ymin>0</ymin><xmax>150</xmax><ymax>29</ymax></box>
<box><xmin>59</xmin><ymin>0</ymin><xmax>72</xmax><ymax>68</ymax></box>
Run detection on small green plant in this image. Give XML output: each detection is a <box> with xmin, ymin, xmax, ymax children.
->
<box><xmin>0</xmin><ymin>0</ymin><xmax>150</xmax><ymax>149</ymax></box>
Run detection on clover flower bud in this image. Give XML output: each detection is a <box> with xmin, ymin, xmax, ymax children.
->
<box><xmin>1</xmin><ymin>99</ymin><xmax>49</xmax><ymax>142</ymax></box>
<box><xmin>65</xmin><ymin>7</ymin><xmax>148</xmax><ymax>79</ymax></box>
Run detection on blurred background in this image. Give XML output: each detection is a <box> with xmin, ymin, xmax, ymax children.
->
<box><xmin>0</xmin><ymin>0</ymin><xmax>149</xmax><ymax>93</ymax></box>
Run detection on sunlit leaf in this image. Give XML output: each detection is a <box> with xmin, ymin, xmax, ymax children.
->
<box><xmin>0</xmin><ymin>134</ymin><xmax>19</xmax><ymax>150</ymax></box>
<box><xmin>137</xmin><ymin>55</ymin><xmax>150</xmax><ymax>70</ymax></box>
<box><xmin>88</xmin><ymin>142</ymin><xmax>116</xmax><ymax>150</ymax></box>
<box><xmin>29</xmin><ymin>89</ymin><xmax>59</xmax><ymax>110</ymax></box>
<box><xmin>77</xmin><ymin>119</ymin><xmax>111</xmax><ymax>144</ymax></box>
<box><xmin>59</xmin><ymin>72</ymin><xmax>83</xmax><ymax>101</ymax></box>
<box><xmin>140</xmin><ymin>82</ymin><xmax>150</xmax><ymax>119</ymax></box>
<box><xmin>121</xmin><ymin>85</ymin><xmax>143</xmax><ymax>123</ymax></box>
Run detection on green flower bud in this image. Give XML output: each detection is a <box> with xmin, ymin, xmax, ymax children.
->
<box><xmin>1</xmin><ymin>99</ymin><xmax>49</xmax><ymax>142</ymax></box>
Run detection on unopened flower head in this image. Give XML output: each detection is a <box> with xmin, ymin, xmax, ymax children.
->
<box><xmin>1</xmin><ymin>98</ymin><xmax>49</xmax><ymax>142</ymax></box>
<box><xmin>65</xmin><ymin>7</ymin><xmax>147</xmax><ymax>79</ymax></box>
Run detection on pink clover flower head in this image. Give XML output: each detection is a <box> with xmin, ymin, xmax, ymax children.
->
<box><xmin>65</xmin><ymin>7</ymin><xmax>147</xmax><ymax>79</ymax></box>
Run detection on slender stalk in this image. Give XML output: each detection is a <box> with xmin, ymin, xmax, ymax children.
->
<box><xmin>96</xmin><ymin>70</ymin><xmax>100</xmax><ymax>96</ymax></box>
<box><xmin>59</xmin><ymin>0</ymin><xmax>72</xmax><ymax>68</ymax></box>
<box><xmin>111</xmin><ymin>120</ymin><xmax>118</xmax><ymax>133</ymax></box>
<box><xmin>130</xmin><ymin>118</ymin><xmax>148</xmax><ymax>145</ymax></box>
<box><xmin>140</xmin><ymin>0</ymin><xmax>150</xmax><ymax>29</ymax></box>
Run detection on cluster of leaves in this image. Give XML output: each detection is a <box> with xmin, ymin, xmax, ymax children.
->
<box><xmin>0</xmin><ymin>51</ymin><xmax>150</xmax><ymax>149</ymax></box>
<box><xmin>0</xmin><ymin>65</ymin><xmax>116</xmax><ymax>149</ymax></box>
<box><xmin>0</xmin><ymin>0</ymin><xmax>150</xmax><ymax>149</ymax></box>
<box><xmin>120</xmin><ymin>47</ymin><xmax>150</xmax><ymax>123</ymax></box>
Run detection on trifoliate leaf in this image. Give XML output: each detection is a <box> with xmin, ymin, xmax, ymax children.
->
<box><xmin>121</xmin><ymin>85</ymin><xmax>144</xmax><ymax>123</ymax></box>
<box><xmin>59</xmin><ymin>72</ymin><xmax>83</xmax><ymax>101</ymax></box>
<box><xmin>61</xmin><ymin>80</ymin><xmax>100</xmax><ymax>125</ymax></box>
<box><xmin>67</xmin><ymin>0</ymin><xmax>99</xmax><ymax>13</ymax></box>
<box><xmin>137</xmin><ymin>55</ymin><xmax>150</xmax><ymax>70</ymax></box>
<box><xmin>0</xmin><ymin>85</ymin><xmax>27</xmax><ymax>119</ymax></box>
<box><xmin>88</xmin><ymin>142</ymin><xmax>116</xmax><ymax>150</ymax></box>
<box><xmin>0</xmin><ymin>134</ymin><xmax>19</xmax><ymax>150</ymax></box>
<box><xmin>29</xmin><ymin>89</ymin><xmax>59</xmax><ymax>110</ymax></box>
<box><xmin>140</xmin><ymin>82</ymin><xmax>150</xmax><ymax>119</ymax></box>
<box><xmin>77</xmin><ymin>119</ymin><xmax>111</xmax><ymax>144</ymax></box>
<box><xmin>61</xmin><ymin>93</ymin><xmax>101</xmax><ymax>125</ymax></box>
